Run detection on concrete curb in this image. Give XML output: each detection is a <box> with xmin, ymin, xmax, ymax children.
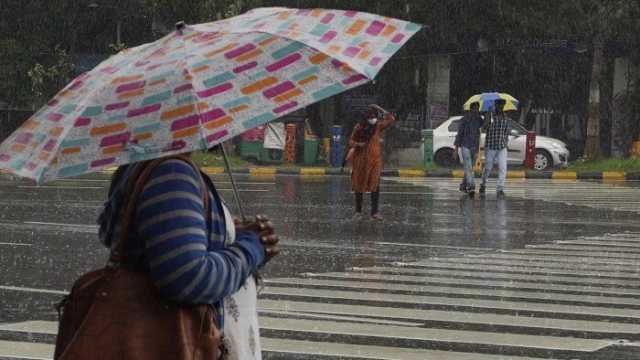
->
<box><xmin>0</xmin><ymin>171</ymin><xmax>18</xmax><ymax>181</ymax></box>
<box><xmin>195</xmin><ymin>167</ymin><xmax>639</xmax><ymax>181</ymax></box>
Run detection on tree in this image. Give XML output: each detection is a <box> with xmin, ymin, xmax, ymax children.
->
<box><xmin>27</xmin><ymin>46</ymin><xmax>75</xmax><ymax>105</ymax></box>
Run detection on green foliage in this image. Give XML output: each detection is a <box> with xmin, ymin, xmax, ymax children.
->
<box><xmin>1</xmin><ymin>0</ymin><xmax>639</xmax><ymax>145</ymax></box>
<box><xmin>191</xmin><ymin>150</ymin><xmax>249</xmax><ymax>168</ymax></box>
<box><xmin>26</xmin><ymin>46</ymin><xmax>75</xmax><ymax>102</ymax></box>
<box><xmin>568</xmin><ymin>157</ymin><xmax>640</xmax><ymax>172</ymax></box>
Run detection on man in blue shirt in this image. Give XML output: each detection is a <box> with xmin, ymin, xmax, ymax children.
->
<box><xmin>454</xmin><ymin>102</ymin><xmax>483</xmax><ymax>197</ymax></box>
<box><xmin>480</xmin><ymin>100</ymin><xmax>511</xmax><ymax>197</ymax></box>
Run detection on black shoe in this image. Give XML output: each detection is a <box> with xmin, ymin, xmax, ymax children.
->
<box><xmin>497</xmin><ymin>190</ymin><xmax>505</xmax><ymax>198</ymax></box>
<box><xmin>459</xmin><ymin>183</ymin><xmax>467</xmax><ymax>193</ymax></box>
<box><xmin>468</xmin><ymin>190</ymin><xmax>475</xmax><ymax>198</ymax></box>
<box><xmin>479</xmin><ymin>185</ymin><xmax>486</xmax><ymax>194</ymax></box>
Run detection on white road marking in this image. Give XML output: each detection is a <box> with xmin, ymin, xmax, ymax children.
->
<box><xmin>0</xmin><ymin>285</ymin><xmax>67</xmax><ymax>295</ymax></box>
<box><xmin>0</xmin><ymin>340</ymin><xmax>53</xmax><ymax>360</ymax></box>
<box><xmin>258</xmin><ymin>298</ymin><xmax>640</xmax><ymax>334</ymax></box>
<box><xmin>18</xmin><ymin>185</ymin><xmax>104</xmax><ymax>190</ymax></box>
<box><xmin>259</xmin><ymin>316</ymin><xmax>614</xmax><ymax>353</ymax></box>
<box><xmin>0</xmin><ymin>242</ymin><xmax>32</xmax><ymax>247</ymax></box>
<box><xmin>217</xmin><ymin>188</ymin><xmax>270</xmax><ymax>192</ymax></box>
<box><xmin>376</xmin><ymin>242</ymin><xmax>488</xmax><ymax>251</ymax></box>
<box><xmin>23</xmin><ymin>221</ymin><xmax>98</xmax><ymax>230</ymax></box>
<box><xmin>389</xmin><ymin>177</ymin><xmax>640</xmax><ymax>213</ymax></box>
<box><xmin>259</xmin><ymin>309</ymin><xmax>420</xmax><ymax>327</ymax></box>
<box><xmin>0</xmin><ymin>321</ymin><xmax>57</xmax><ymax>335</ymax></box>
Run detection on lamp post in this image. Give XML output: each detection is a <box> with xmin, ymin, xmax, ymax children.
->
<box><xmin>477</xmin><ymin>37</ymin><xmax>496</xmax><ymax>89</ymax></box>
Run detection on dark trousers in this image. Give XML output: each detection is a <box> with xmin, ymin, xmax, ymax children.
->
<box><xmin>355</xmin><ymin>188</ymin><xmax>380</xmax><ymax>215</ymax></box>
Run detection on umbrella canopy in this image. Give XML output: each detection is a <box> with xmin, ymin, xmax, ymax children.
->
<box><xmin>464</xmin><ymin>92</ymin><xmax>519</xmax><ymax>112</ymax></box>
<box><xmin>0</xmin><ymin>7</ymin><xmax>421</xmax><ymax>183</ymax></box>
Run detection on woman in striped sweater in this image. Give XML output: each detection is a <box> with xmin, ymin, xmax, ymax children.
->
<box><xmin>97</xmin><ymin>154</ymin><xmax>278</xmax><ymax>358</ymax></box>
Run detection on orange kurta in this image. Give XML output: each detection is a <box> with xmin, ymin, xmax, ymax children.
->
<box><xmin>349</xmin><ymin>113</ymin><xmax>395</xmax><ymax>192</ymax></box>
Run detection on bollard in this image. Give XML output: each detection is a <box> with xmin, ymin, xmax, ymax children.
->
<box><xmin>422</xmin><ymin>129</ymin><xmax>433</xmax><ymax>168</ymax></box>
<box><xmin>631</xmin><ymin>141</ymin><xmax>640</xmax><ymax>158</ymax></box>
<box><xmin>323</xmin><ymin>137</ymin><xmax>331</xmax><ymax>164</ymax></box>
<box><xmin>525</xmin><ymin>131</ymin><xmax>536</xmax><ymax>169</ymax></box>
<box><xmin>330</xmin><ymin>125</ymin><xmax>344</xmax><ymax>168</ymax></box>
<box><xmin>285</xmin><ymin>123</ymin><xmax>296</xmax><ymax>164</ymax></box>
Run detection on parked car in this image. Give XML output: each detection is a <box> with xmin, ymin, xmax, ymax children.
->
<box><xmin>431</xmin><ymin>116</ymin><xmax>570</xmax><ymax>171</ymax></box>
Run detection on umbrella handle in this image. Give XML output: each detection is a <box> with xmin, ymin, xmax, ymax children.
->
<box><xmin>220</xmin><ymin>142</ymin><xmax>247</xmax><ymax>222</ymax></box>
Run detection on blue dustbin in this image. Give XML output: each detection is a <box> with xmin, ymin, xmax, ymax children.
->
<box><xmin>330</xmin><ymin>125</ymin><xmax>344</xmax><ymax>167</ymax></box>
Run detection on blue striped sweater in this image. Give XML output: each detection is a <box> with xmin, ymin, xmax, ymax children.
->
<box><xmin>98</xmin><ymin>158</ymin><xmax>265</xmax><ymax>305</ymax></box>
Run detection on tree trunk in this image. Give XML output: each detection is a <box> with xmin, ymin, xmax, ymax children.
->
<box><xmin>611</xmin><ymin>58</ymin><xmax>634</xmax><ymax>157</ymax></box>
<box><xmin>584</xmin><ymin>37</ymin><xmax>604</xmax><ymax>160</ymax></box>
<box><xmin>518</xmin><ymin>97</ymin><xmax>533</xmax><ymax>126</ymax></box>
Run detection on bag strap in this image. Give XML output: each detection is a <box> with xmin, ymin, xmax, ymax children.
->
<box><xmin>110</xmin><ymin>154</ymin><xmax>210</xmax><ymax>265</ymax></box>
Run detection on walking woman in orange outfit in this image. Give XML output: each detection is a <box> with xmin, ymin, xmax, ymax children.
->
<box><xmin>348</xmin><ymin>104</ymin><xmax>395</xmax><ymax>220</ymax></box>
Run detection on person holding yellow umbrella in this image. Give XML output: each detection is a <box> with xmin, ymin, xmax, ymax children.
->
<box><xmin>463</xmin><ymin>93</ymin><xmax>519</xmax><ymax>198</ymax></box>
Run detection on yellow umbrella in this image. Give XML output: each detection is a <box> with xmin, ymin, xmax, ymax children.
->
<box><xmin>464</xmin><ymin>92</ymin><xmax>519</xmax><ymax>112</ymax></box>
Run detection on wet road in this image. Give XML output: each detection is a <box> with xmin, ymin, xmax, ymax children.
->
<box><xmin>1</xmin><ymin>174</ymin><xmax>639</xmax><ymax>359</ymax></box>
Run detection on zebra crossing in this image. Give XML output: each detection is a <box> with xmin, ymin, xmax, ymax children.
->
<box><xmin>1</xmin><ymin>176</ymin><xmax>639</xmax><ymax>359</ymax></box>
<box><xmin>2</xmin><ymin>231</ymin><xmax>640</xmax><ymax>359</ymax></box>
<box><xmin>388</xmin><ymin>177</ymin><xmax>640</xmax><ymax>213</ymax></box>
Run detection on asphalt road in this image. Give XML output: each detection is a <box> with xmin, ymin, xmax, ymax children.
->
<box><xmin>1</xmin><ymin>174</ymin><xmax>640</xmax><ymax>359</ymax></box>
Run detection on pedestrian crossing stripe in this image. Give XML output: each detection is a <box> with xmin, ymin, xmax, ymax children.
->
<box><xmin>262</xmin><ymin>286</ymin><xmax>640</xmax><ymax>321</ymax></box>
<box><xmin>388</xmin><ymin>177</ymin><xmax>640</xmax><ymax>213</ymax></box>
<box><xmin>351</xmin><ymin>265</ymin><xmax>640</xmax><ymax>287</ymax></box>
<box><xmin>299</xmin><ymin>269</ymin><xmax>640</xmax><ymax>297</ymax></box>
<box><xmin>267</xmin><ymin>276</ymin><xmax>640</xmax><ymax>308</ymax></box>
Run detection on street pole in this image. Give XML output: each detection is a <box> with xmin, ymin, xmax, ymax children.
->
<box><xmin>116</xmin><ymin>20</ymin><xmax>122</xmax><ymax>45</ymax></box>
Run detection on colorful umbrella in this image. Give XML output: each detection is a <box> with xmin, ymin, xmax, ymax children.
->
<box><xmin>463</xmin><ymin>92</ymin><xmax>519</xmax><ymax>112</ymax></box>
<box><xmin>0</xmin><ymin>7</ymin><xmax>421</xmax><ymax>183</ymax></box>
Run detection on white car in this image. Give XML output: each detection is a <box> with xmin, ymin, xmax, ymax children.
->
<box><xmin>431</xmin><ymin>116</ymin><xmax>570</xmax><ymax>171</ymax></box>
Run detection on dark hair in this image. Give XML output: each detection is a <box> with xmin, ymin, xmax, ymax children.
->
<box><xmin>361</xmin><ymin>108</ymin><xmax>377</xmax><ymax>122</ymax></box>
<box><xmin>469</xmin><ymin>102</ymin><xmax>480</xmax><ymax>109</ymax></box>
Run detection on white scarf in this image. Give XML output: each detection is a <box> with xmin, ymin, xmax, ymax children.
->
<box><xmin>221</xmin><ymin>204</ymin><xmax>262</xmax><ymax>360</ymax></box>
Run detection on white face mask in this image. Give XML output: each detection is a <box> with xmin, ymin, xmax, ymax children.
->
<box><xmin>368</xmin><ymin>118</ymin><xmax>378</xmax><ymax>125</ymax></box>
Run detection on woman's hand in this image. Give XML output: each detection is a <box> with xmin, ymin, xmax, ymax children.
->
<box><xmin>235</xmin><ymin>215</ymin><xmax>280</xmax><ymax>263</ymax></box>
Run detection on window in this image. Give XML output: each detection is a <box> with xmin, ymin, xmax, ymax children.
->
<box><xmin>448</xmin><ymin>120</ymin><xmax>461</xmax><ymax>132</ymax></box>
<box><xmin>508</xmin><ymin>119</ymin><xmax>527</xmax><ymax>135</ymax></box>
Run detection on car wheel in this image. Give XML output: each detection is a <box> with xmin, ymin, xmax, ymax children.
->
<box><xmin>534</xmin><ymin>149</ymin><xmax>553</xmax><ymax>171</ymax></box>
<box><xmin>434</xmin><ymin>148</ymin><xmax>456</xmax><ymax>167</ymax></box>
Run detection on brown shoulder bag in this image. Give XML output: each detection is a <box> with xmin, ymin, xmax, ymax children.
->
<box><xmin>54</xmin><ymin>155</ymin><xmax>222</xmax><ymax>360</ymax></box>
